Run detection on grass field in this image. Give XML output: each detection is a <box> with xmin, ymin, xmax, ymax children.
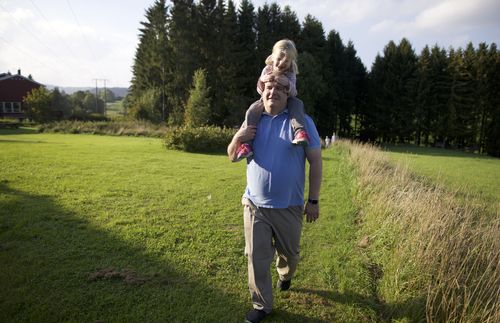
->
<box><xmin>1</xmin><ymin>129</ymin><xmax>381</xmax><ymax>322</ymax></box>
<box><xmin>383</xmin><ymin>144</ymin><xmax>500</xmax><ymax>207</ymax></box>
<box><xmin>106</xmin><ymin>100</ymin><xmax>125</xmax><ymax>117</ymax></box>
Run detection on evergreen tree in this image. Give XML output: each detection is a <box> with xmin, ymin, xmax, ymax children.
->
<box><xmin>428</xmin><ymin>45</ymin><xmax>451</xmax><ymax>146</ymax></box>
<box><xmin>236</xmin><ymin>0</ymin><xmax>257</xmax><ymax>102</ymax></box>
<box><xmin>344</xmin><ymin>41</ymin><xmax>367</xmax><ymax>137</ymax></box>
<box><xmin>448</xmin><ymin>46</ymin><xmax>476</xmax><ymax>147</ymax></box>
<box><xmin>168</xmin><ymin>0</ymin><xmax>199</xmax><ymax>124</ymax></box>
<box><xmin>130</xmin><ymin>0</ymin><xmax>170</xmax><ymax>121</ymax></box>
<box><xmin>277</xmin><ymin>6</ymin><xmax>300</xmax><ymax>41</ymax></box>
<box><xmin>415</xmin><ymin>46</ymin><xmax>432</xmax><ymax>145</ymax></box>
<box><xmin>185</xmin><ymin>69</ymin><xmax>211</xmax><ymax>127</ymax></box>
<box><xmin>255</xmin><ymin>4</ymin><xmax>273</xmax><ymax>68</ymax></box>
<box><xmin>298</xmin><ymin>15</ymin><xmax>327</xmax><ymax>126</ymax></box>
<box><xmin>219</xmin><ymin>0</ymin><xmax>248</xmax><ymax>126</ymax></box>
<box><xmin>484</xmin><ymin>43</ymin><xmax>500</xmax><ymax>156</ymax></box>
<box><xmin>395</xmin><ymin>38</ymin><xmax>418</xmax><ymax>142</ymax></box>
<box><xmin>323</xmin><ymin>30</ymin><xmax>345</xmax><ymax>136</ymax></box>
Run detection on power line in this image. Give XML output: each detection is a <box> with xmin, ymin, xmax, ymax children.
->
<box><xmin>0</xmin><ymin>2</ymin><xmax>75</xmax><ymax>69</ymax></box>
<box><xmin>0</xmin><ymin>35</ymin><xmax>62</xmax><ymax>76</ymax></box>
<box><xmin>28</xmin><ymin>0</ymin><xmax>79</xmax><ymax>59</ymax></box>
<box><xmin>65</xmin><ymin>0</ymin><xmax>97</xmax><ymax>61</ymax></box>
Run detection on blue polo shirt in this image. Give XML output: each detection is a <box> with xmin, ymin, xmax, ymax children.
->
<box><xmin>243</xmin><ymin>109</ymin><xmax>321</xmax><ymax>208</ymax></box>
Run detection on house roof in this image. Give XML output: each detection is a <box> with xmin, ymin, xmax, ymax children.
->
<box><xmin>0</xmin><ymin>73</ymin><xmax>43</xmax><ymax>86</ymax></box>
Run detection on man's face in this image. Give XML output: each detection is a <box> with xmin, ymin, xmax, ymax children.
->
<box><xmin>262</xmin><ymin>80</ymin><xmax>288</xmax><ymax>111</ymax></box>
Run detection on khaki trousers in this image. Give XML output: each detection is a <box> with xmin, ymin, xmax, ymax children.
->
<box><xmin>242</xmin><ymin>198</ymin><xmax>303</xmax><ymax>313</ymax></box>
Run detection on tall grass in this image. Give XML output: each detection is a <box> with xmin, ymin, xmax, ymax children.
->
<box><xmin>344</xmin><ymin>140</ymin><xmax>499</xmax><ymax>322</ymax></box>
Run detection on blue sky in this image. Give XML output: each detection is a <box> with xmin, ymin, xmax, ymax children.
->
<box><xmin>1</xmin><ymin>0</ymin><xmax>499</xmax><ymax>87</ymax></box>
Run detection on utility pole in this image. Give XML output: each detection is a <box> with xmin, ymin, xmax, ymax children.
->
<box><xmin>162</xmin><ymin>66</ymin><xmax>165</xmax><ymax>121</ymax></box>
<box><xmin>92</xmin><ymin>79</ymin><xmax>99</xmax><ymax>113</ymax></box>
<box><xmin>103</xmin><ymin>79</ymin><xmax>107</xmax><ymax>115</ymax></box>
<box><xmin>92</xmin><ymin>78</ymin><xmax>109</xmax><ymax>115</ymax></box>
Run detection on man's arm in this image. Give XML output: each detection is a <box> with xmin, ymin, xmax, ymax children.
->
<box><xmin>227</xmin><ymin>124</ymin><xmax>256</xmax><ymax>162</ymax></box>
<box><xmin>304</xmin><ymin>148</ymin><xmax>322</xmax><ymax>222</ymax></box>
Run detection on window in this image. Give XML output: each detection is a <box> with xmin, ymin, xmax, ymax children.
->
<box><xmin>0</xmin><ymin>102</ymin><xmax>4</xmax><ymax>113</ymax></box>
<box><xmin>13</xmin><ymin>102</ymin><xmax>21</xmax><ymax>113</ymax></box>
<box><xmin>5</xmin><ymin>102</ymin><xmax>13</xmax><ymax>113</ymax></box>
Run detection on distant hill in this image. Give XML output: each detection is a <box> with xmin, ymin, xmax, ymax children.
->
<box><xmin>46</xmin><ymin>85</ymin><xmax>128</xmax><ymax>98</ymax></box>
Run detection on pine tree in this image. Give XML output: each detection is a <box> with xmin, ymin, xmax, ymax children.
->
<box><xmin>236</xmin><ymin>0</ymin><xmax>257</xmax><ymax>103</ymax></box>
<box><xmin>129</xmin><ymin>0</ymin><xmax>170</xmax><ymax>122</ymax></box>
<box><xmin>340</xmin><ymin>41</ymin><xmax>361</xmax><ymax>137</ymax></box>
<box><xmin>448</xmin><ymin>46</ymin><xmax>476</xmax><ymax>147</ymax></box>
<box><xmin>428</xmin><ymin>45</ymin><xmax>451</xmax><ymax>146</ymax></box>
<box><xmin>394</xmin><ymin>38</ymin><xmax>418</xmax><ymax>142</ymax></box>
<box><xmin>415</xmin><ymin>46</ymin><xmax>432</xmax><ymax>145</ymax></box>
<box><xmin>185</xmin><ymin>69</ymin><xmax>211</xmax><ymax>127</ymax></box>
<box><xmin>323</xmin><ymin>30</ymin><xmax>345</xmax><ymax>136</ymax></box>
<box><xmin>298</xmin><ymin>15</ymin><xmax>327</xmax><ymax>126</ymax></box>
<box><xmin>278</xmin><ymin>6</ymin><xmax>300</xmax><ymax>41</ymax></box>
<box><xmin>168</xmin><ymin>0</ymin><xmax>199</xmax><ymax>124</ymax></box>
<box><xmin>484</xmin><ymin>43</ymin><xmax>500</xmax><ymax>156</ymax></box>
<box><xmin>255</xmin><ymin>4</ymin><xmax>273</xmax><ymax>68</ymax></box>
<box><xmin>219</xmin><ymin>0</ymin><xmax>248</xmax><ymax>126</ymax></box>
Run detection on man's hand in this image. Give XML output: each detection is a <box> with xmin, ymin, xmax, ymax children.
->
<box><xmin>304</xmin><ymin>201</ymin><xmax>319</xmax><ymax>223</ymax></box>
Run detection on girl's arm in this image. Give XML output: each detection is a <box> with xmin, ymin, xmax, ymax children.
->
<box><xmin>257</xmin><ymin>65</ymin><xmax>272</xmax><ymax>95</ymax></box>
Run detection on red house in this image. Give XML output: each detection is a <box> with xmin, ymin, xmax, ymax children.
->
<box><xmin>0</xmin><ymin>70</ymin><xmax>43</xmax><ymax>120</ymax></box>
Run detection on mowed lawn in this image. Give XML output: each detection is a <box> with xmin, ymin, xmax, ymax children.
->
<box><xmin>0</xmin><ymin>129</ymin><xmax>379</xmax><ymax>322</ymax></box>
<box><xmin>384</xmin><ymin>145</ymin><xmax>500</xmax><ymax>207</ymax></box>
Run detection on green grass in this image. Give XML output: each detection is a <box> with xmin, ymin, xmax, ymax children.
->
<box><xmin>383</xmin><ymin>144</ymin><xmax>500</xmax><ymax>206</ymax></box>
<box><xmin>106</xmin><ymin>100</ymin><xmax>125</xmax><ymax>117</ymax></box>
<box><xmin>0</xmin><ymin>129</ymin><xmax>380</xmax><ymax>322</ymax></box>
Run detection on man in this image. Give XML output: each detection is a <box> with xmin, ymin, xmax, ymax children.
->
<box><xmin>227</xmin><ymin>74</ymin><xmax>322</xmax><ymax>323</ymax></box>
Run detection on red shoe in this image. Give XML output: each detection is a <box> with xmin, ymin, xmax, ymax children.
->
<box><xmin>235</xmin><ymin>143</ymin><xmax>253</xmax><ymax>162</ymax></box>
<box><xmin>292</xmin><ymin>129</ymin><xmax>310</xmax><ymax>146</ymax></box>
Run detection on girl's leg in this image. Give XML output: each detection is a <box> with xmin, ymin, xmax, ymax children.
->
<box><xmin>287</xmin><ymin>97</ymin><xmax>309</xmax><ymax>145</ymax></box>
<box><xmin>287</xmin><ymin>97</ymin><xmax>305</xmax><ymax>133</ymax></box>
<box><xmin>245</xmin><ymin>99</ymin><xmax>264</xmax><ymax>134</ymax></box>
<box><xmin>234</xmin><ymin>99</ymin><xmax>264</xmax><ymax>162</ymax></box>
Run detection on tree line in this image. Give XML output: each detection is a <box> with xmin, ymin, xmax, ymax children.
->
<box><xmin>24</xmin><ymin>87</ymin><xmax>116</xmax><ymax>122</ymax></box>
<box><xmin>127</xmin><ymin>0</ymin><xmax>499</xmax><ymax>156</ymax></box>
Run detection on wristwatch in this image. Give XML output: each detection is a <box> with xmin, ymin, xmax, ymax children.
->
<box><xmin>307</xmin><ymin>198</ymin><xmax>319</xmax><ymax>205</ymax></box>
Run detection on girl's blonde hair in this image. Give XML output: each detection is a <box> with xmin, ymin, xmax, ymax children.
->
<box><xmin>265</xmin><ymin>39</ymin><xmax>299</xmax><ymax>75</ymax></box>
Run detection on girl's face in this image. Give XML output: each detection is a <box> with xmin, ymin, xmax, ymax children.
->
<box><xmin>272</xmin><ymin>51</ymin><xmax>291</xmax><ymax>73</ymax></box>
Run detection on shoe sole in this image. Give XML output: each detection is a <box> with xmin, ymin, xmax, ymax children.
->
<box><xmin>292</xmin><ymin>140</ymin><xmax>309</xmax><ymax>146</ymax></box>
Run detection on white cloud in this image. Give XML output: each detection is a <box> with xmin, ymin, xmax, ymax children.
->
<box><xmin>415</xmin><ymin>0</ymin><xmax>500</xmax><ymax>30</ymax></box>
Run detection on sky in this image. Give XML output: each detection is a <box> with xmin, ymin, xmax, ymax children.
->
<box><xmin>1</xmin><ymin>0</ymin><xmax>499</xmax><ymax>88</ymax></box>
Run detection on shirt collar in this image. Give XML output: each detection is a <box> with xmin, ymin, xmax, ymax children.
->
<box><xmin>262</xmin><ymin>108</ymin><xmax>289</xmax><ymax>117</ymax></box>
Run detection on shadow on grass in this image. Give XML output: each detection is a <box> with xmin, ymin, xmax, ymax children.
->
<box><xmin>293</xmin><ymin>288</ymin><xmax>426</xmax><ymax>323</ymax></box>
<box><xmin>0</xmin><ymin>127</ymin><xmax>39</xmax><ymax>135</ymax></box>
<box><xmin>0</xmin><ymin>182</ymin><xmax>247</xmax><ymax>322</ymax></box>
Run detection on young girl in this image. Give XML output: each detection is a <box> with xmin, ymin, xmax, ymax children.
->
<box><xmin>235</xmin><ymin>39</ymin><xmax>310</xmax><ymax>161</ymax></box>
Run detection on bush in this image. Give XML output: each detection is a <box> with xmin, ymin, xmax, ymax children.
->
<box><xmin>164</xmin><ymin>126</ymin><xmax>236</xmax><ymax>153</ymax></box>
<box><xmin>69</xmin><ymin>112</ymin><xmax>109</xmax><ymax>122</ymax></box>
<box><xmin>38</xmin><ymin>120</ymin><xmax>169</xmax><ymax>137</ymax></box>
